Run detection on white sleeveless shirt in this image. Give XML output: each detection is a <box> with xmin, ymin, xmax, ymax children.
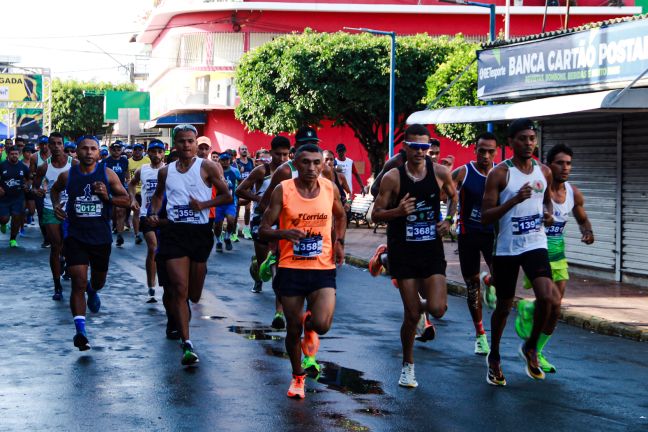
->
<box><xmin>165</xmin><ymin>158</ymin><xmax>212</xmax><ymax>224</ymax></box>
<box><xmin>495</xmin><ymin>159</ymin><xmax>548</xmax><ymax>256</ymax></box>
<box><xmin>140</xmin><ymin>164</ymin><xmax>162</xmax><ymax>217</ymax></box>
<box><xmin>43</xmin><ymin>157</ymin><xmax>73</xmax><ymax>210</ymax></box>
<box><xmin>547</xmin><ymin>182</ymin><xmax>574</xmax><ymax>236</ymax></box>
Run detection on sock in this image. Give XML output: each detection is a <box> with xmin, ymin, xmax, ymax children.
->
<box><xmin>474</xmin><ymin>320</ymin><xmax>486</xmax><ymax>335</ymax></box>
<box><xmin>183</xmin><ymin>339</ymin><xmax>193</xmax><ymax>348</ymax></box>
<box><xmin>223</xmin><ymin>231</ymin><xmax>230</xmax><ymax>241</ymax></box>
<box><xmin>74</xmin><ymin>316</ymin><xmax>86</xmax><ymax>335</ymax></box>
<box><xmin>537</xmin><ymin>332</ymin><xmax>552</xmax><ymax>353</ymax></box>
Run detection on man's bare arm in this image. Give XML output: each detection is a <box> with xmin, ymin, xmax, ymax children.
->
<box><xmin>571</xmin><ymin>184</ymin><xmax>594</xmax><ymax>244</ymax></box>
<box><xmin>258</xmin><ymin>164</ymin><xmax>290</xmax><ymax>212</ymax></box>
<box><xmin>481</xmin><ymin>165</ymin><xmax>531</xmax><ymax>225</ymax></box>
<box><xmin>106</xmin><ymin>169</ymin><xmax>131</xmax><ymax>208</ymax></box>
<box><xmin>236</xmin><ymin>164</ymin><xmax>265</xmax><ymax>202</ymax></box>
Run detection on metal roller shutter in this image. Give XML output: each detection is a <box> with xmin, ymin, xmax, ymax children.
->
<box><xmin>541</xmin><ymin>115</ymin><xmax>618</xmax><ymax>272</ymax></box>
<box><xmin>621</xmin><ymin>113</ymin><xmax>648</xmax><ymax>276</ymax></box>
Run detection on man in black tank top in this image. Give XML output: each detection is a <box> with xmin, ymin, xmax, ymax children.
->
<box><xmin>372</xmin><ymin>124</ymin><xmax>457</xmax><ymax>389</ymax></box>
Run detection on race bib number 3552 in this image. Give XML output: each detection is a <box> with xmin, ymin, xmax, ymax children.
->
<box><xmin>173</xmin><ymin>205</ymin><xmax>198</xmax><ymax>222</ymax></box>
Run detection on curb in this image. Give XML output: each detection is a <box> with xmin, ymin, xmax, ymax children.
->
<box><xmin>345</xmin><ymin>253</ymin><xmax>648</xmax><ymax>343</ymax></box>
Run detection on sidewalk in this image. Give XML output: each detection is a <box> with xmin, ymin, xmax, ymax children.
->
<box><xmin>344</xmin><ymin>226</ymin><xmax>648</xmax><ymax>342</ymax></box>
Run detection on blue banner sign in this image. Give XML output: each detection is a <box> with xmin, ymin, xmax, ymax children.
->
<box><xmin>477</xmin><ymin>19</ymin><xmax>648</xmax><ymax>101</ymax></box>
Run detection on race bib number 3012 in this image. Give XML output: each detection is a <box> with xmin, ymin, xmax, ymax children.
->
<box><xmin>511</xmin><ymin>214</ymin><xmax>542</xmax><ymax>235</ymax></box>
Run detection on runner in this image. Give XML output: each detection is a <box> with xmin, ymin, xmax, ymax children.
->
<box><xmin>235</xmin><ymin>144</ymin><xmax>255</xmax><ymax>240</ymax></box>
<box><xmin>334</xmin><ymin>143</ymin><xmax>364</xmax><ymax>196</ymax></box>
<box><xmin>128</xmin><ymin>143</ymin><xmax>150</xmax><ymax>245</ymax></box>
<box><xmin>30</xmin><ymin>135</ymin><xmax>52</xmax><ymax>247</ymax></box>
<box><xmin>33</xmin><ymin>132</ymin><xmax>74</xmax><ymax>300</ymax></box>
<box><xmin>371</xmin><ymin>124</ymin><xmax>456</xmax><ymax>388</ymax></box>
<box><xmin>324</xmin><ymin>150</ymin><xmax>351</xmax><ymax>214</ymax></box>
<box><xmin>196</xmin><ymin>136</ymin><xmax>212</xmax><ymax>159</ymax></box>
<box><xmin>451</xmin><ymin>132</ymin><xmax>498</xmax><ymax>355</ymax></box>
<box><xmin>515</xmin><ymin>143</ymin><xmax>594</xmax><ymax>373</ymax></box>
<box><xmin>259</xmin><ymin>143</ymin><xmax>346</xmax><ymax>399</ymax></box>
<box><xmin>148</xmin><ymin>124</ymin><xmax>231</xmax><ymax>366</ymax></box>
<box><xmin>50</xmin><ymin>135</ymin><xmax>130</xmax><ymax>351</ymax></box>
<box><xmin>64</xmin><ymin>141</ymin><xmax>77</xmax><ymax>159</ymax></box>
<box><xmin>481</xmin><ymin>118</ymin><xmax>560</xmax><ymax>385</ymax></box>
<box><xmin>129</xmin><ymin>139</ymin><xmax>165</xmax><ymax>303</ymax></box>
<box><xmin>103</xmin><ymin>141</ymin><xmax>130</xmax><ymax>247</ymax></box>
<box><xmin>0</xmin><ymin>146</ymin><xmax>31</xmax><ymax>247</ymax></box>
<box><xmin>214</xmin><ymin>152</ymin><xmax>241</xmax><ymax>252</ymax></box>
<box><xmin>236</xmin><ymin>136</ymin><xmax>290</xmax><ymax>329</ymax></box>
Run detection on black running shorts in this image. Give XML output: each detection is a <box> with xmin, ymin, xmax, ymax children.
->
<box><xmin>388</xmin><ymin>238</ymin><xmax>446</xmax><ymax>280</ymax></box>
<box><xmin>157</xmin><ymin>222</ymin><xmax>214</xmax><ymax>263</ymax></box>
<box><xmin>458</xmin><ymin>232</ymin><xmax>494</xmax><ymax>280</ymax></box>
<box><xmin>492</xmin><ymin>248</ymin><xmax>552</xmax><ymax>300</ymax></box>
<box><xmin>64</xmin><ymin>236</ymin><xmax>111</xmax><ymax>272</ymax></box>
<box><xmin>273</xmin><ymin>267</ymin><xmax>336</xmax><ymax>297</ymax></box>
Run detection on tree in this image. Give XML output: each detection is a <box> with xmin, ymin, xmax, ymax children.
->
<box><xmin>52</xmin><ymin>79</ymin><xmax>135</xmax><ymax>138</ymax></box>
<box><xmin>235</xmin><ymin>30</ymin><xmax>465</xmax><ymax>176</ymax></box>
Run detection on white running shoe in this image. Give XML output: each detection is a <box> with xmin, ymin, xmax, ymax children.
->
<box><xmin>398</xmin><ymin>362</ymin><xmax>418</xmax><ymax>388</ymax></box>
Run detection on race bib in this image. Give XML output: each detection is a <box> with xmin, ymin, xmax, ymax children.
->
<box><xmin>75</xmin><ymin>196</ymin><xmax>103</xmax><ymax>218</ymax></box>
<box><xmin>545</xmin><ymin>221</ymin><xmax>566</xmax><ymax>237</ymax></box>
<box><xmin>173</xmin><ymin>204</ymin><xmax>199</xmax><ymax>222</ymax></box>
<box><xmin>469</xmin><ymin>207</ymin><xmax>482</xmax><ymax>223</ymax></box>
<box><xmin>511</xmin><ymin>214</ymin><xmax>542</xmax><ymax>235</ymax></box>
<box><xmin>241</xmin><ymin>171</ymin><xmax>250</xmax><ymax>179</ymax></box>
<box><xmin>406</xmin><ymin>221</ymin><xmax>437</xmax><ymax>242</ymax></box>
<box><xmin>60</xmin><ymin>191</ymin><xmax>69</xmax><ymax>207</ymax></box>
<box><xmin>293</xmin><ymin>236</ymin><xmax>323</xmax><ymax>257</ymax></box>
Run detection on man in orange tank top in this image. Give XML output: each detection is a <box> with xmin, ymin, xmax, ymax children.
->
<box><xmin>259</xmin><ymin>144</ymin><xmax>346</xmax><ymax>400</ymax></box>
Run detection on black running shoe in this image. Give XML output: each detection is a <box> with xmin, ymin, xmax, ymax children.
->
<box><xmin>73</xmin><ymin>333</ymin><xmax>91</xmax><ymax>351</ymax></box>
<box><xmin>41</xmin><ymin>241</ymin><xmax>51</xmax><ymax>248</ymax></box>
<box><xmin>116</xmin><ymin>234</ymin><xmax>124</xmax><ymax>247</ymax></box>
<box><xmin>135</xmin><ymin>234</ymin><xmax>143</xmax><ymax>245</ymax></box>
<box><xmin>251</xmin><ymin>281</ymin><xmax>263</xmax><ymax>293</ymax></box>
<box><xmin>52</xmin><ymin>289</ymin><xmax>63</xmax><ymax>301</ymax></box>
<box><xmin>271</xmin><ymin>312</ymin><xmax>286</xmax><ymax>330</ymax></box>
<box><xmin>224</xmin><ymin>238</ymin><xmax>233</xmax><ymax>251</ymax></box>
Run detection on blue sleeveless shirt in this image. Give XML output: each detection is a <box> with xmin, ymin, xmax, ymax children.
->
<box><xmin>457</xmin><ymin>162</ymin><xmax>493</xmax><ymax>235</ymax></box>
<box><xmin>63</xmin><ymin>164</ymin><xmax>113</xmax><ymax>244</ymax></box>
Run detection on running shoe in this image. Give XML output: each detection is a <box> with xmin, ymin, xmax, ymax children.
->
<box><xmin>0</xmin><ymin>224</ymin><xmax>5</xmax><ymax>234</ymax></box>
<box><xmin>116</xmin><ymin>234</ymin><xmax>124</xmax><ymax>248</ymax></box>
<box><xmin>398</xmin><ymin>363</ymin><xmax>418</xmax><ymax>388</ymax></box>
<box><xmin>302</xmin><ymin>355</ymin><xmax>321</xmax><ymax>374</ymax></box>
<box><xmin>368</xmin><ymin>244</ymin><xmax>387</xmax><ymax>277</ymax></box>
<box><xmin>287</xmin><ymin>374</ymin><xmax>306</xmax><ymax>399</ymax></box>
<box><xmin>73</xmin><ymin>333</ymin><xmax>91</xmax><ymax>351</ymax></box>
<box><xmin>538</xmin><ymin>352</ymin><xmax>557</xmax><ymax>373</ymax></box>
<box><xmin>19</xmin><ymin>227</ymin><xmax>25</xmax><ymax>237</ymax></box>
<box><xmin>518</xmin><ymin>342</ymin><xmax>545</xmax><ymax>380</ymax></box>
<box><xmin>9</xmin><ymin>239</ymin><xmax>18</xmax><ymax>248</ymax></box>
<box><xmin>259</xmin><ymin>253</ymin><xmax>277</xmax><ymax>282</ymax></box>
<box><xmin>224</xmin><ymin>238</ymin><xmax>233</xmax><ymax>251</ymax></box>
<box><xmin>271</xmin><ymin>312</ymin><xmax>286</xmax><ymax>330</ymax></box>
<box><xmin>87</xmin><ymin>288</ymin><xmax>101</xmax><ymax>313</ymax></box>
<box><xmin>135</xmin><ymin>234</ymin><xmax>143</xmax><ymax>245</ymax></box>
<box><xmin>249</xmin><ymin>256</ymin><xmax>261</xmax><ymax>282</ymax></box>
<box><xmin>231</xmin><ymin>232</ymin><xmax>239</xmax><ymax>243</ymax></box>
<box><xmin>301</xmin><ymin>311</ymin><xmax>320</xmax><ymax>357</ymax></box>
<box><xmin>215</xmin><ymin>242</ymin><xmax>223</xmax><ymax>253</ymax></box>
<box><xmin>480</xmin><ymin>272</ymin><xmax>497</xmax><ymax>310</ymax></box>
<box><xmin>41</xmin><ymin>240</ymin><xmax>51</xmax><ymax>248</ymax></box>
<box><xmin>52</xmin><ymin>289</ymin><xmax>63</xmax><ymax>301</ymax></box>
<box><xmin>181</xmin><ymin>342</ymin><xmax>199</xmax><ymax>366</ymax></box>
<box><xmin>242</xmin><ymin>226</ymin><xmax>252</xmax><ymax>240</ymax></box>
<box><xmin>415</xmin><ymin>313</ymin><xmax>436</xmax><ymax>342</ymax></box>
<box><xmin>515</xmin><ymin>299</ymin><xmax>534</xmax><ymax>341</ymax></box>
<box><xmin>474</xmin><ymin>334</ymin><xmax>490</xmax><ymax>355</ymax></box>
<box><xmin>62</xmin><ymin>268</ymin><xmax>71</xmax><ymax>281</ymax></box>
<box><xmin>146</xmin><ymin>287</ymin><xmax>157</xmax><ymax>303</ymax></box>
<box><xmin>251</xmin><ymin>281</ymin><xmax>263</xmax><ymax>293</ymax></box>
<box><xmin>486</xmin><ymin>354</ymin><xmax>506</xmax><ymax>386</ymax></box>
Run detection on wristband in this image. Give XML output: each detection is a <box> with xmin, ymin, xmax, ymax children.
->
<box><xmin>445</xmin><ymin>215</ymin><xmax>454</xmax><ymax>222</ymax></box>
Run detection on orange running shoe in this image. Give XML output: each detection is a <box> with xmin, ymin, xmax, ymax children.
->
<box><xmin>391</xmin><ymin>279</ymin><xmax>399</xmax><ymax>289</ymax></box>
<box><xmin>368</xmin><ymin>244</ymin><xmax>388</xmax><ymax>277</ymax></box>
<box><xmin>287</xmin><ymin>374</ymin><xmax>306</xmax><ymax>399</ymax></box>
<box><xmin>301</xmin><ymin>311</ymin><xmax>320</xmax><ymax>357</ymax></box>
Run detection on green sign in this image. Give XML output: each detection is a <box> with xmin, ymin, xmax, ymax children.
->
<box><xmin>104</xmin><ymin>91</ymin><xmax>150</xmax><ymax>122</ymax></box>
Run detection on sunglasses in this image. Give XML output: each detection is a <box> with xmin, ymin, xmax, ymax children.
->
<box><xmin>404</xmin><ymin>141</ymin><xmax>431</xmax><ymax>151</ymax></box>
<box><xmin>173</xmin><ymin>124</ymin><xmax>198</xmax><ymax>134</ymax></box>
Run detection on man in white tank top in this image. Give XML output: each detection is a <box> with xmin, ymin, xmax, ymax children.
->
<box><xmin>32</xmin><ymin>132</ymin><xmax>73</xmax><ymax>301</ymax></box>
<box><xmin>129</xmin><ymin>140</ymin><xmax>166</xmax><ymax>304</ymax></box>
<box><xmin>481</xmin><ymin>118</ymin><xmax>560</xmax><ymax>385</ymax></box>
<box><xmin>148</xmin><ymin>124</ymin><xmax>232</xmax><ymax>367</ymax></box>
<box><xmin>516</xmin><ymin>143</ymin><xmax>595</xmax><ymax>373</ymax></box>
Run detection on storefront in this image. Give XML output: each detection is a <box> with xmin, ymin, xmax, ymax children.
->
<box><xmin>408</xmin><ymin>15</ymin><xmax>648</xmax><ymax>284</ymax></box>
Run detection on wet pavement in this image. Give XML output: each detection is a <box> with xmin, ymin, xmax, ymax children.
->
<box><xmin>0</xmin><ymin>225</ymin><xmax>647</xmax><ymax>431</ymax></box>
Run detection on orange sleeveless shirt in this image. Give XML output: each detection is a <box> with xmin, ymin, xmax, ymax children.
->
<box><xmin>279</xmin><ymin>177</ymin><xmax>335</xmax><ymax>270</ymax></box>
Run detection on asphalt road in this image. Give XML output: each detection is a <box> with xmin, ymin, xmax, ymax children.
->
<box><xmin>0</xmin><ymin>225</ymin><xmax>647</xmax><ymax>432</ymax></box>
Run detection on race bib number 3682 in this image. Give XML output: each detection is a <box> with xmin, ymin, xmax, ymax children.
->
<box><xmin>406</xmin><ymin>221</ymin><xmax>436</xmax><ymax>242</ymax></box>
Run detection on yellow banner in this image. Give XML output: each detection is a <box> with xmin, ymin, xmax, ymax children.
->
<box><xmin>0</xmin><ymin>74</ymin><xmax>42</xmax><ymax>102</ymax></box>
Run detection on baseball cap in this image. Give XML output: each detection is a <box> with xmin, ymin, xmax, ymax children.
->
<box><xmin>23</xmin><ymin>145</ymin><xmax>35</xmax><ymax>153</ymax></box>
<box><xmin>100</xmin><ymin>148</ymin><xmax>109</xmax><ymax>156</ymax></box>
<box><xmin>148</xmin><ymin>140</ymin><xmax>165</xmax><ymax>150</ymax></box>
<box><xmin>295</xmin><ymin>126</ymin><xmax>320</xmax><ymax>144</ymax></box>
<box><xmin>335</xmin><ymin>143</ymin><xmax>346</xmax><ymax>152</ymax></box>
<box><xmin>197</xmin><ymin>136</ymin><xmax>212</xmax><ymax>147</ymax></box>
<box><xmin>64</xmin><ymin>141</ymin><xmax>76</xmax><ymax>150</ymax></box>
<box><xmin>508</xmin><ymin>118</ymin><xmax>537</xmax><ymax>138</ymax></box>
<box><xmin>38</xmin><ymin>135</ymin><xmax>49</xmax><ymax>145</ymax></box>
<box><xmin>219</xmin><ymin>152</ymin><xmax>231</xmax><ymax>160</ymax></box>
<box><xmin>133</xmin><ymin>143</ymin><xmax>144</xmax><ymax>150</ymax></box>
<box><xmin>110</xmin><ymin>141</ymin><xmax>124</xmax><ymax>148</ymax></box>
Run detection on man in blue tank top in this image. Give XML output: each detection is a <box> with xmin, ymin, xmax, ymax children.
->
<box><xmin>451</xmin><ymin>132</ymin><xmax>498</xmax><ymax>356</ymax></box>
<box><xmin>103</xmin><ymin>141</ymin><xmax>130</xmax><ymax>247</ymax></box>
<box><xmin>50</xmin><ymin>136</ymin><xmax>131</xmax><ymax>351</ymax></box>
<box><xmin>481</xmin><ymin>119</ymin><xmax>559</xmax><ymax>385</ymax></box>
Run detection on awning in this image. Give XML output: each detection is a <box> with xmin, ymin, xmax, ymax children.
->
<box><xmin>407</xmin><ymin>88</ymin><xmax>648</xmax><ymax>125</ymax></box>
<box><xmin>144</xmin><ymin>112</ymin><xmax>206</xmax><ymax>129</ymax></box>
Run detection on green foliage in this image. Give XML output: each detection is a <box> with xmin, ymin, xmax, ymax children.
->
<box><xmin>51</xmin><ymin>79</ymin><xmax>135</xmax><ymax>138</ymax></box>
<box><xmin>235</xmin><ymin>30</ymin><xmax>466</xmax><ymax>175</ymax></box>
<box><xmin>423</xmin><ymin>41</ymin><xmax>486</xmax><ymax>146</ymax></box>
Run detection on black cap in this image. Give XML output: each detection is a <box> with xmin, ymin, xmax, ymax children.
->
<box><xmin>295</xmin><ymin>126</ymin><xmax>320</xmax><ymax>144</ymax></box>
<box><xmin>508</xmin><ymin>118</ymin><xmax>537</xmax><ymax>138</ymax></box>
<box><xmin>336</xmin><ymin>143</ymin><xmax>346</xmax><ymax>152</ymax></box>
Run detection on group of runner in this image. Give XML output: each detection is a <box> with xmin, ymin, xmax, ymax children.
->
<box><xmin>2</xmin><ymin>116</ymin><xmax>593</xmax><ymax>399</ymax></box>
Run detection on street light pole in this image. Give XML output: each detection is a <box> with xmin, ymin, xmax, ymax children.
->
<box><xmin>344</xmin><ymin>27</ymin><xmax>396</xmax><ymax>158</ymax></box>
